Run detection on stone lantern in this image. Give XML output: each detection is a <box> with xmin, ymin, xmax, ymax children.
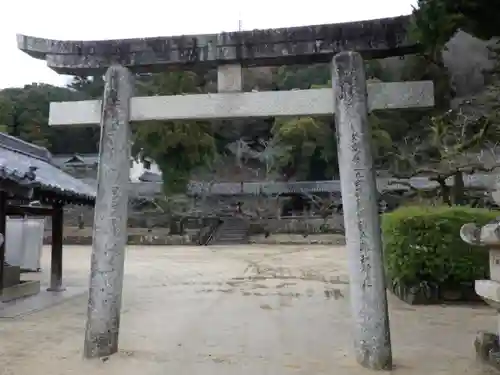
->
<box><xmin>460</xmin><ymin>192</ymin><xmax>500</xmax><ymax>369</ymax></box>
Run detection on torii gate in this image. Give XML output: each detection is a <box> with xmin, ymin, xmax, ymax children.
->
<box><xmin>17</xmin><ymin>15</ymin><xmax>434</xmax><ymax>370</ymax></box>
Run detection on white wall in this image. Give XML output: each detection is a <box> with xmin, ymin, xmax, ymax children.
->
<box><xmin>129</xmin><ymin>159</ymin><xmax>162</xmax><ymax>182</ymax></box>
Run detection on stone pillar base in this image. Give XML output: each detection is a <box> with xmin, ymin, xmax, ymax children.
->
<box><xmin>47</xmin><ymin>286</ymin><xmax>66</xmax><ymax>292</ymax></box>
<box><xmin>475</xmin><ymin>331</ymin><xmax>500</xmax><ymax>371</ymax></box>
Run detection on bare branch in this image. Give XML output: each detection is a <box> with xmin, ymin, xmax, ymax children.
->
<box><xmin>387</xmin><ymin>180</ymin><xmax>419</xmax><ymax>190</ymax></box>
<box><xmin>455</xmin><ymin>116</ymin><xmax>491</xmax><ymax>155</ymax></box>
<box><xmin>391</xmin><ymin>167</ymin><xmax>443</xmax><ymax>179</ymax></box>
<box><xmin>457</xmin><ymin>162</ymin><xmax>500</xmax><ymax>174</ymax></box>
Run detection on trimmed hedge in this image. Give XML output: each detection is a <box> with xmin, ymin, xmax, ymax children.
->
<box><xmin>382</xmin><ymin>206</ymin><xmax>497</xmax><ymax>290</ymax></box>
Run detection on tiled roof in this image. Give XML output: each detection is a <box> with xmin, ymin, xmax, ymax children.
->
<box><xmin>138</xmin><ymin>170</ymin><xmax>162</xmax><ymax>183</ymax></box>
<box><xmin>0</xmin><ymin>133</ymin><xmax>96</xmax><ymax>204</ymax></box>
<box><xmin>51</xmin><ymin>153</ymin><xmax>99</xmax><ymax>167</ymax></box>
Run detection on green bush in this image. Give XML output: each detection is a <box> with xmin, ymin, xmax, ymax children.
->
<box><xmin>382</xmin><ymin>205</ymin><xmax>497</xmax><ymax>288</ymax></box>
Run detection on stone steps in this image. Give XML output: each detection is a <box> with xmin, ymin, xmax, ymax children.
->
<box><xmin>207</xmin><ymin>218</ymin><xmax>249</xmax><ymax>245</ymax></box>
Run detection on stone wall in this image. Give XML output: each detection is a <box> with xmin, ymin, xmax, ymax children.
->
<box><xmin>50</xmin><ymin>215</ymin><xmax>345</xmax><ymax>246</ymax></box>
<box><xmin>46</xmin><ymin>217</ymin><xmax>220</xmax><ymax>246</ymax></box>
<box><xmin>44</xmin><ymin>232</ymin><xmax>194</xmax><ymax>246</ymax></box>
<box><xmin>250</xmin><ymin>233</ymin><xmax>345</xmax><ymax>245</ymax></box>
<box><xmin>47</xmin><ymin>232</ymin><xmax>346</xmax><ymax>246</ymax></box>
<box><xmin>46</xmin><ymin>205</ymin><xmax>171</xmax><ymax>230</ymax></box>
<box><xmin>250</xmin><ymin>216</ymin><xmax>345</xmax><ymax>235</ymax></box>
<box><xmin>58</xmin><ymin>194</ymin><xmax>288</xmax><ymax>230</ymax></box>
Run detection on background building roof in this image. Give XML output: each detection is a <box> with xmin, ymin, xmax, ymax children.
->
<box><xmin>0</xmin><ymin>133</ymin><xmax>96</xmax><ymax>205</ymax></box>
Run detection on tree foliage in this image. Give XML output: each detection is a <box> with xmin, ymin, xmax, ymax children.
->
<box><xmin>413</xmin><ymin>0</ymin><xmax>499</xmax><ymax>42</ymax></box>
<box><xmin>382</xmin><ymin>205</ymin><xmax>494</xmax><ymax>287</ymax></box>
<box><xmin>389</xmin><ymin>110</ymin><xmax>497</xmax><ymax>205</ymax></box>
<box><xmin>2</xmin><ymin>5</ymin><xmax>500</xmax><ymax>199</ymax></box>
<box><xmin>375</xmin><ymin>0</ymin><xmax>500</xmax><ymax>207</ymax></box>
<box><xmin>131</xmin><ymin>71</ymin><xmax>216</xmax><ymax>194</ymax></box>
<box><xmin>0</xmin><ymin>83</ymin><xmax>99</xmax><ymax>151</ymax></box>
<box><xmin>271</xmin><ymin>116</ymin><xmax>336</xmax><ymax>180</ymax></box>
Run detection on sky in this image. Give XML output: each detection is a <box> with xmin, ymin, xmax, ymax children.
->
<box><xmin>1</xmin><ymin>0</ymin><xmax>416</xmax><ymax>89</ymax></box>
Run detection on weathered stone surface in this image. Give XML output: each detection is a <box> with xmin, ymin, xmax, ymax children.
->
<box><xmin>217</xmin><ymin>64</ymin><xmax>242</xmax><ymax>92</ymax></box>
<box><xmin>17</xmin><ymin>16</ymin><xmax>418</xmax><ymax>74</ymax></box>
<box><xmin>249</xmin><ymin>217</ymin><xmax>345</xmax><ymax>235</ymax></box>
<box><xmin>0</xmin><ymin>280</ymin><xmax>41</xmax><ymax>302</ymax></box>
<box><xmin>475</xmin><ymin>280</ymin><xmax>500</xmax><ymax>310</ymax></box>
<box><xmin>84</xmin><ymin>65</ymin><xmax>133</xmax><ymax>359</ymax></box>
<box><xmin>333</xmin><ymin>51</ymin><xmax>392</xmax><ymax>370</ymax></box>
<box><xmin>389</xmin><ymin>281</ymin><xmax>482</xmax><ymax>305</ymax></box>
<box><xmin>48</xmin><ymin>81</ymin><xmax>433</xmax><ymax>126</ymax></box>
<box><xmin>2</xmin><ymin>265</ymin><xmax>20</xmax><ymax>288</ymax></box>
<box><xmin>249</xmin><ymin>233</ymin><xmax>346</xmax><ymax>245</ymax></box>
<box><xmin>475</xmin><ymin>331</ymin><xmax>498</xmax><ymax>361</ymax></box>
<box><xmin>460</xmin><ymin>222</ymin><xmax>500</xmax><ymax>248</ymax></box>
<box><xmin>474</xmin><ymin>331</ymin><xmax>500</xmax><ymax>371</ymax></box>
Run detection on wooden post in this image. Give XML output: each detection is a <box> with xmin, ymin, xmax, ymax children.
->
<box><xmin>48</xmin><ymin>202</ymin><xmax>65</xmax><ymax>292</ymax></box>
<box><xmin>0</xmin><ymin>191</ymin><xmax>6</xmax><ymax>294</ymax></box>
<box><xmin>333</xmin><ymin>51</ymin><xmax>392</xmax><ymax>370</ymax></box>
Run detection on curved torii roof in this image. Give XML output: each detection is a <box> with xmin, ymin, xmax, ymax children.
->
<box><xmin>17</xmin><ymin>16</ymin><xmax>419</xmax><ymax>75</ymax></box>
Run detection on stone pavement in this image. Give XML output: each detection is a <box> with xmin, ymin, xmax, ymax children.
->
<box><xmin>0</xmin><ymin>245</ymin><xmax>497</xmax><ymax>375</ymax></box>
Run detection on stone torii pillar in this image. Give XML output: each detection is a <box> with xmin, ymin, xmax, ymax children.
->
<box><xmin>83</xmin><ymin>65</ymin><xmax>133</xmax><ymax>358</ymax></box>
<box><xmin>333</xmin><ymin>51</ymin><xmax>392</xmax><ymax>370</ymax></box>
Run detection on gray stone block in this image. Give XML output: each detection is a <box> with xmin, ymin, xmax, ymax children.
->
<box><xmin>1</xmin><ymin>280</ymin><xmax>40</xmax><ymax>302</ymax></box>
<box><xmin>474</xmin><ymin>331</ymin><xmax>500</xmax><ymax>371</ymax></box>
<box><xmin>2</xmin><ymin>265</ymin><xmax>20</xmax><ymax>288</ymax></box>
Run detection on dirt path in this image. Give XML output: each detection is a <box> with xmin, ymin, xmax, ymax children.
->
<box><xmin>0</xmin><ymin>245</ymin><xmax>497</xmax><ymax>375</ymax></box>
